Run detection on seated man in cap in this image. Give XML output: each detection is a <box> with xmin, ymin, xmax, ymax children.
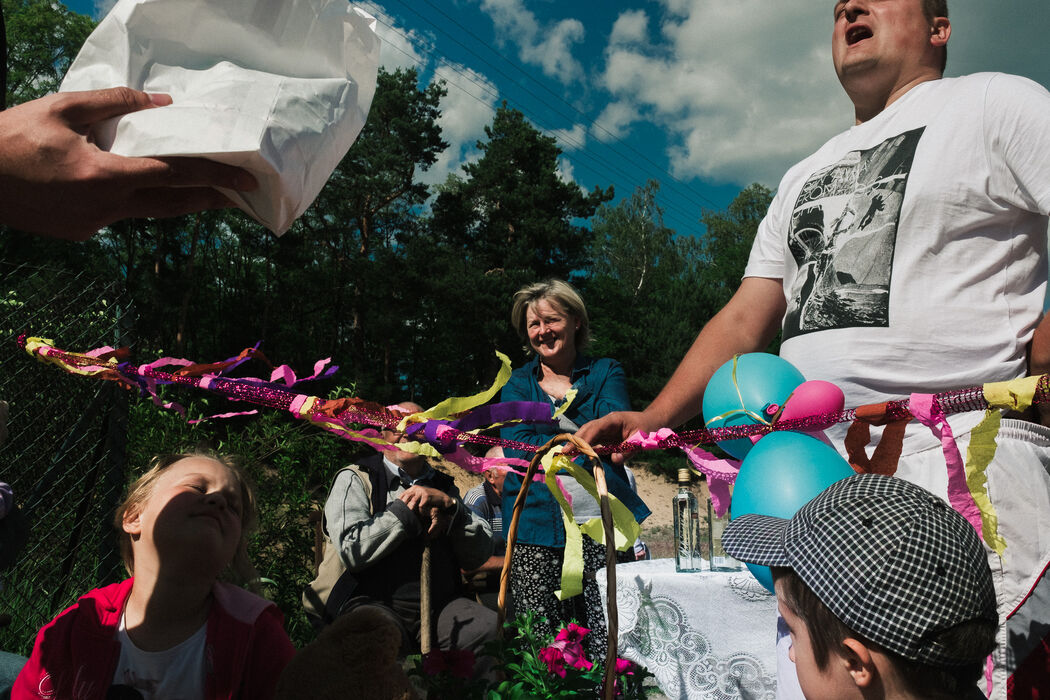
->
<box><xmin>723</xmin><ymin>474</ymin><xmax>997</xmax><ymax>700</ymax></box>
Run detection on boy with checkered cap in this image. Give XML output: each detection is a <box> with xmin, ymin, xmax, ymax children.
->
<box><xmin>723</xmin><ymin>474</ymin><xmax>997</xmax><ymax>700</ymax></box>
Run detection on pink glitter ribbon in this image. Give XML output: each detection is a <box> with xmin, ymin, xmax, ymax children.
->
<box><xmin>624</xmin><ymin>428</ymin><xmax>741</xmax><ymax>517</ymax></box>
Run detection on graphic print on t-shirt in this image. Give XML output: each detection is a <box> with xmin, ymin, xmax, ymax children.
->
<box><xmin>783</xmin><ymin>127</ymin><xmax>923</xmax><ymax>339</ymax></box>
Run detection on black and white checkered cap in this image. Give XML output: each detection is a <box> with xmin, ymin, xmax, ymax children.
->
<box><xmin>723</xmin><ymin>473</ymin><xmax>997</xmax><ymax>666</ymax></box>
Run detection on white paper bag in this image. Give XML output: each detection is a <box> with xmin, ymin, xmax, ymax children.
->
<box><xmin>60</xmin><ymin>0</ymin><xmax>380</xmax><ymax>235</ymax></box>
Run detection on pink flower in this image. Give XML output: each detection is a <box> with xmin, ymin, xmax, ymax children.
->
<box><xmin>557</xmin><ymin>640</ymin><xmax>593</xmax><ymax>672</ymax></box>
<box><xmin>538</xmin><ymin>622</ymin><xmax>597</xmax><ymax>679</ymax></box>
<box><xmin>422</xmin><ymin>649</ymin><xmax>476</xmax><ymax>679</ymax></box>
<box><xmin>614</xmin><ymin>658</ymin><xmax>635</xmax><ymax>675</ymax></box>
<box><xmin>538</xmin><ymin>646</ymin><xmax>568</xmax><ymax>678</ymax></box>
<box><xmin>554</xmin><ymin>622</ymin><xmax>590</xmax><ymax>645</ymax></box>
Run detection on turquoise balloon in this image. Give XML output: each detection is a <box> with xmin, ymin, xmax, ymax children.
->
<box><xmin>702</xmin><ymin>354</ymin><xmax>806</xmax><ymax>460</ymax></box>
<box><xmin>731</xmin><ymin>431</ymin><xmax>856</xmax><ymax>592</ymax></box>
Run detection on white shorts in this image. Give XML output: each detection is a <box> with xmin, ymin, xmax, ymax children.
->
<box><xmin>776</xmin><ymin>418</ymin><xmax>1050</xmax><ymax>699</ymax></box>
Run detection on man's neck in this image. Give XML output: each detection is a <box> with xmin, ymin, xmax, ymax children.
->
<box><xmin>847</xmin><ymin>71</ymin><xmax>941</xmax><ymax>124</ymax></box>
<box><xmin>387</xmin><ymin>454</ymin><xmax>429</xmax><ymax>480</ymax></box>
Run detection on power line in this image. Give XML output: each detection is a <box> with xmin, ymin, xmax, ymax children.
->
<box><xmin>363</xmin><ymin>8</ymin><xmax>715</xmax><ymax>232</ymax></box>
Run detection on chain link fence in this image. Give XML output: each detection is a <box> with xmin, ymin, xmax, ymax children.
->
<box><xmin>0</xmin><ymin>261</ymin><xmax>133</xmax><ymax>656</ymax></box>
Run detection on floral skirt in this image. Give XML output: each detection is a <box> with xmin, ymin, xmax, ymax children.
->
<box><xmin>509</xmin><ymin>535</ymin><xmax>607</xmax><ymax>658</ymax></box>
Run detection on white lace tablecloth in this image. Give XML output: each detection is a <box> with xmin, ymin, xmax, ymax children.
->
<box><xmin>597</xmin><ymin>558</ymin><xmax>778</xmax><ymax>700</ymax></box>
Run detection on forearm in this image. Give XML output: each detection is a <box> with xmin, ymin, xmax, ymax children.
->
<box><xmin>450</xmin><ymin>509</ymin><xmax>495</xmax><ymax>571</ymax></box>
<box><xmin>464</xmin><ymin>555</ymin><xmax>505</xmax><ymax>575</ymax></box>
<box><xmin>1029</xmin><ymin>311</ymin><xmax>1050</xmax><ymax>377</ymax></box>
<box><xmin>326</xmin><ymin>472</ymin><xmax>419</xmax><ymax>571</ymax></box>
<box><xmin>643</xmin><ymin>277</ymin><xmax>786</xmax><ymax>430</ymax></box>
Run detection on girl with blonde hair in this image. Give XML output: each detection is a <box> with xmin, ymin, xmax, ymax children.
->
<box><xmin>15</xmin><ymin>451</ymin><xmax>295</xmax><ymax>699</ymax></box>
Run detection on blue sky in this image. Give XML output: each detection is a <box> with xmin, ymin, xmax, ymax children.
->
<box><xmin>62</xmin><ymin>0</ymin><xmax>1050</xmax><ymax>239</ymax></box>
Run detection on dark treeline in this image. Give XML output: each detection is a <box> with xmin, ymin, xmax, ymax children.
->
<box><xmin>1</xmin><ymin>0</ymin><xmax>772</xmax><ymax>419</ymax></box>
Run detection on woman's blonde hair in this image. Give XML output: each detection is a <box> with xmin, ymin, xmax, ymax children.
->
<box><xmin>510</xmin><ymin>279</ymin><xmax>590</xmax><ymax>351</ymax></box>
<box><xmin>114</xmin><ymin>451</ymin><xmax>260</xmax><ymax>590</ymax></box>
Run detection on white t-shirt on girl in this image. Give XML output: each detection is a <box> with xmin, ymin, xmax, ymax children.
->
<box><xmin>112</xmin><ymin>612</ymin><xmax>207</xmax><ymax>699</ymax></box>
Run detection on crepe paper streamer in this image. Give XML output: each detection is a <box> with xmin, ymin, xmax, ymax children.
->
<box><xmin>26</xmin><ymin>337</ymin><xmax>121</xmax><ymax>378</ymax></box>
<box><xmin>399</xmin><ymin>351</ymin><xmax>513</xmax><ymax>431</ymax></box>
<box><xmin>681</xmin><ymin>445</ymin><xmax>740</xmax><ymax>518</ymax></box>
<box><xmin>965</xmin><ymin>375</ymin><xmax>1045</xmax><ymax>557</ymax></box>
<box><xmin>436</xmin><ymin>401</ymin><xmax>559</xmax><ymax>433</ymax></box>
<box><xmin>22</xmin><ymin>336</ymin><xmax>1050</xmax><ymax>465</ymax></box>
<box><xmin>623</xmin><ymin>429</ymin><xmax>742</xmax><ymax>517</ymax></box>
<box><xmin>188</xmin><ymin>410</ymin><xmax>261</xmax><ymax>424</ymax></box>
<box><xmin>541</xmin><ymin>451</ymin><xmax>640</xmax><ymax>601</ymax></box>
<box><xmin>909</xmin><ymin>394</ymin><xmax>987</xmax><ymax>545</ymax></box>
<box><xmin>403</xmin><ymin>400</ymin><xmax>561</xmax><ymax>454</ymax></box>
<box><xmin>269</xmin><ymin>357</ymin><xmax>338</xmax><ymax>386</ymax></box>
<box><xmin>984</xmin><ymin>375</ymin><xmax>1042</xmax><ymax>412</ymax></box>
<box><xmin>965</xmin><ymin>410</ymin><xmax>1008</xmax><ymax>557</ymax></box>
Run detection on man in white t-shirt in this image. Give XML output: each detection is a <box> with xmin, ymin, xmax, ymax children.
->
<box><xmin>580</xmin><ymin>1</ymin><xmax>1050</xmax><ymax>697</ymax></box>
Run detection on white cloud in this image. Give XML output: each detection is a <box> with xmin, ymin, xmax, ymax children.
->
<box><xmin>591</xmin><ymin>101</ymin><xmax>638</xmax><ymax>143</ymax></box>
<box><xmin>549</xmin><ymin>124</ymin><xmax>587</xmax><ymax>152</ymax></box>
<box><xmin>598</xmin><ymin>1</ymin><xmax>850</xmax><ymax>186</ymax></box>
<box><xmin>610</xmin><ymin>10</ymin><xmax>649</xmax><ymax>47</ymax></box>
<box><xmin>93</xmin><ymin>0</ymin><xmax>117</xmax><ymax>17</ymax></box>
<box><xmin>420</xmin><ymin>63</ymin><xmax>499</xmax><ymax>186</ymax></box>
<box><xmin>520</xmin><ymin>18</ymin><xmax>586</xmax><ymax>81</ymax></box>
<box><xmin>556</xmin><ymin>157</ymin><xmax>579</xmax><ymax>188</ymax></box>
<box><xmin>477</xmin><ymin>0</ymin><xmax>585</xmax><ymax>83</ymax></box>
<box><xmin>598</xmin><ymin>0</ymin><xmax>1050</xmax><ymax>188</ymax></box>
<box><xmin>357</xmin><ymin>1</ymin><xmax>429</xmax><ymax>72</ymax></box>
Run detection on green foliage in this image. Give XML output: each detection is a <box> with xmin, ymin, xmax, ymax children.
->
<box><xmin>585</xmin><ymin>181</ymin><xmax>711</xmax><ymax>412</ymax></box>
<box><xmin>698</xmin><ymin>183</ymin><xmax>774</xmax><ymax>312</ymax></box>
<box><xmin>409</xmin><ymin>612</ymin><xmax>654</xmax><ymax>699</ymax></box>
<box><xmin>2</xmin><ymin>0</ymin><xmax>94</xmax><ymax>106</ymax></box>
<box><xmin>433</xmin><ymin>104</ymin><xmax>612</xmax><ymax>278</ymax></box>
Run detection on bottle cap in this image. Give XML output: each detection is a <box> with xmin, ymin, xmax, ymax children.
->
<box><xmin>677</xmin><ymin>468</ymin><xmax>692</xmax><ymax>484</ymax></box>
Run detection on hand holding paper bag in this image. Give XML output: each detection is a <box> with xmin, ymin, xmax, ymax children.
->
<box><xmin>0</xmin><ymin>87</ymin><xmax>258</xmax><ymax>240</ymax></box>
<box><xmin>60</xmin><ymin>0</ymin><xmax>380</xmax><ymax>235</ymax></box>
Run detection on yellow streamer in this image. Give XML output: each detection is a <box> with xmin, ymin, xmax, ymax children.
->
<box><xmin>552</xmin><ymin>388</ymin><xmax>577</xmax><ymax>420</ymax></box>
<box><xmin>399</xmin><ymin>351</ymin><xmax>513</xmax><ymax>430</ymax></box>
<box><xmin>541</xmin><ymin>451</ymin><xmax>642</xmax><ymax>600</ymax></box>
<box><xmin>964</xmin><ymin>410</ymin><xmax>1007</xmax><ymax>557</ymax></box>
<box><xmin>26</xmin><ymin>337</ymin><xmax>116</xmax><ymax>377</ymax></box>
<box><xmin>984</xmin><ymin>375</ymin><xmax>1041</xmax><ymax>412</ymax></box>
<box><xmin>964</xmin><ymin>374</ymin><xmax>1044</xmax><ymax>558</ymax></box>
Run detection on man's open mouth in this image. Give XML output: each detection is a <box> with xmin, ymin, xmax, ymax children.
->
<box><xmin>846</xmin><ymin>25</ymin><xmax>873</xmax><ymax>45</ymax></box>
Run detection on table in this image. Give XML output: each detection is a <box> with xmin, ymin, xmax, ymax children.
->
<box><xmin>597</xmin><ymin>558</ymin><xmax>779</xmax><ymax>700</ymax></box>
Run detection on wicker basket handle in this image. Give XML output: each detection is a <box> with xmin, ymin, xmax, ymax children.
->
<box><xmin>497</xmin><ymin>433</ymin><xmax>620</xmax><ymax>699</ymax></box>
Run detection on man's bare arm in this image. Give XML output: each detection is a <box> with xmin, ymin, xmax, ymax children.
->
<box><xmin>1027</xmin><ymin>311</ymin><xmax>1050</xmax><ymax>426</ymax></box>
<box><xmin>577</xmin><ymin>276</ymin><xmax>787</xmax><ymax>448</ymax></box>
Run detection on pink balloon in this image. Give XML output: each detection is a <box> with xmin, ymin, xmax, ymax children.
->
<box><xmin>779</xmin><ymin>380</ymin><xmax>845</xmax><ymax>431</ymax></box>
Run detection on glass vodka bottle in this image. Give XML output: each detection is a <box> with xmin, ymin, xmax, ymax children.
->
<box><xmin>673</xmin><ymin>468</ymin><xmax>704</xmax><ymax>572</ymax></box>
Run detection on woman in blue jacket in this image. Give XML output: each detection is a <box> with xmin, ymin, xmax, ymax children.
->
<box><xmin>500</xmin><ymin>279</ymin><xmax>650</xmax><ymax>655</ymax></box>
